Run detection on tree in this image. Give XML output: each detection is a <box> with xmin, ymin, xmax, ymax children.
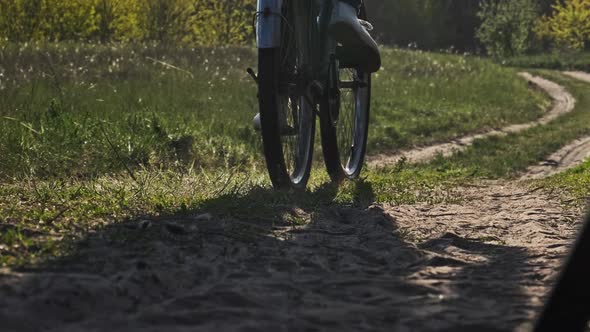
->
<box><xmin>0</xmin><ymin>0</ymin><xmax>256</xmax><ymax>45</ymax></box>
<box><xmin>476</xmin><ymin>0</ymin><xmax>539</xmax><ymax>57</ymax></box>
<box><xmin>0</xmin><ymin>0</ymin><xmax>48</xmax><ymax>42</ymax></box>
<box><xmin>365</xmin><ymin>0</ymin><xmax>483</xmax><ymax>52</ymax></box>
<box><xmin>0</xmin><ymin>0</ymin><xmax>98</xmax><ymax>42</ymax></box>
<box><xmin>185</xmin><ymin>0</ymin><xmax>255</xmax><ymax>46</ymax></box>
<box><xmin>40</xmin><ymin>0</ymin><xmax>98</xmax><ymax>41</ymax></box>
<box><xmin>535</xmin><ymin>0</ymin><xmax>590</xmax><ymax>50</ymax></box>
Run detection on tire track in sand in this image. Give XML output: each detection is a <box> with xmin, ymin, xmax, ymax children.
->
<box><xmin>368</xmin><ymin>72</ymin><xmax>576</xmax><ymax>168</ymax></box>
<box><xmin>521</xmin><ymin>71</ymin><xmax>590</xmax><ymax>180</ymax></box>
<box><xmin>563</xmin><ymin>71</ymin><xmax>590</xmax><ymax>82</ymax></box>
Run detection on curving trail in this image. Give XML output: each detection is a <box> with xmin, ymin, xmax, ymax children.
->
<box><xmin>368</xmin><ymin>73</ymin><xmax>576</xmax><ymax>168</ymax></box>
<box><xmin>563</xmin><ymin>71</ymin><xmax>590</xmax><ymax>83</ymax></box>
<box><xmin>521</xmin><ymin>71</ymin><xmax>590</xmax><ymax>180</ymax></box>
<box><xmin>521</xmin><ymin>136</ymin><xmax>590</xmax><ymax>180</ymax></box>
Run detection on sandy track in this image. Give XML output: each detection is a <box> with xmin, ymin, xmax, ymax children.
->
<box><xmin>563</xmin><ymin>71</ymin><xmax>590</xmax><ymax>83</ymax></box>
<box><xmin>0</xmin><ymin>183</ymin><xmax>580</xmax><ymax>332</ymax></box>
<box><xmin>368</xmin><ymin>73</ymin><xmax>576</xmax><ymax>167</ymax></box>
<box><xmin>520</xmin><ymin>71</ymin><xmax>590</xmax><ymax>179</ymax></box>
<box><xmin>521</xmin><ymin>136</ymin><xmax>590</xmax><ymax>180</ymax></box>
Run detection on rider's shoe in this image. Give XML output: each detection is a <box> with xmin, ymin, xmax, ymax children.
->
<box><xmin>253</xmin><ymin>111</ymin><xmax>291</xmax><ymax>133</ymax></box>
<box><xmin>329</xmin><ymin>2</ymin><xmax>381</xmax><ymax>73</ymax></box>
<box><xmin>253</xmin><ymin>113</ymin><xmax>262</xmax><ymax>131</ymax></box>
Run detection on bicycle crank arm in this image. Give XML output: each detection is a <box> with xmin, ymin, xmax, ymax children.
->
<box><xmin>246</xmin><ymin>67</ymin><xmax>258</xmax><ymax>84</ymax></box>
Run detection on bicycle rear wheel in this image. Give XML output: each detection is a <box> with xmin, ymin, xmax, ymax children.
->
<box><xmin>257</xmin><ymin>1</ymin><xmax>317</xmax><ymax>189</ymax></box>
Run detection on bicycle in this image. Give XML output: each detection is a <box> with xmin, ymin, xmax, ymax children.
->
<box><xmin>252</xmin><ymin>0</ymin><xmax>373</xmax><ymax>189</ymax></box>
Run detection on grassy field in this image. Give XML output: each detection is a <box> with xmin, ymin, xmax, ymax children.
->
<box><xmin>370</xmin><ymin>48</ymin><xmax>548</xmax><ymax>151</ymax></box>
<box><xmin>0</xmin><ymin>43</ymin><xmax>569</xmax><ymax>267</ymax></box>
<box><xmin>0</xmin><ymin>43</ymin><xmax>547</xmax><ymax>180</ymax></box>
<box><xmin>504</xmin><ymin>51</ymin><xmax>590</xmax><ymax>72</ymax></box>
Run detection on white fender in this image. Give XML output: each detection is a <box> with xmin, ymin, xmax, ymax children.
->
<box><xmin>256</xmin><ymin>0</ymin><xmax>283</xmax><ymax>48</ymax></box>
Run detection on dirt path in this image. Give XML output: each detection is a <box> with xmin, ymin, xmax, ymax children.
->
<box><xmin>520</xmin><ymin>71</ymin><xmax>590</xmax><ymax>179</ymax></box>
<box><xmin>521</xmin><ymin>136</ymin><xmax>590</xmax><ymax>180</ymax></box>
<box><xmin>1</xmin><ymin>73</ymin><xmax>589</xmax><ymax>332</ymax></box>
<box><xmin>0</xmin><ymin>182</ymin><xmax>581</xmax><ymax>332</ymax></box>
<box><xmin>564</xmin><ymin>71</ymin><xmax>590</xmax><ymax>83</ymax></box>
<box><xmin>368</xmin><ymin>73</ymin><xmax>576</xmax><ymax>167</ymax></box>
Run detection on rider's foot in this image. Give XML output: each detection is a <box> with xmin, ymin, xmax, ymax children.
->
<box><xmin>253</xmin><ymin>112</ymin><xmax>293</xmax><ymax>134</ymax></box>
<box><xmin>329</xmin><ymin>2</ymin><xmax>381</xmax><ymax>73</ymax></box>
<box><xmin>253</xmin><ymin>113</ymin><xmax>262</xmax><ymax>131</ymax></box>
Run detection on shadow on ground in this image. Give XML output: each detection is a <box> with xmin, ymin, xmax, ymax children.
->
<box><xmin>0</xmin><ymin>181</ymin><xmax>543</xmax><ymax>332</ymax></box>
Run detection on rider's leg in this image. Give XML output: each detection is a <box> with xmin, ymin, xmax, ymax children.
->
<box><xmin>330</xmin><ymin>0</ymin><xmax>380</xmax><ymax>73</ymax></box>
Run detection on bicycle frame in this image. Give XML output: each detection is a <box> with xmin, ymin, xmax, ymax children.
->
<box><xmin>256</xmin><ymin>0</ymin><xmax>337</xmax><ymax>79</ymax></box>
<box><xmin>256</xmin><ymin>0</ymin><xmax>283</xmax><ymax>48</ymax></box>
<box><xmin>254</xmin><ymin>0</ymin><xmax>371</xmax><ymax>187</ymax></box>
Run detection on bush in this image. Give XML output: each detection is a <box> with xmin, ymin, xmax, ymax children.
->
<box><xmin>0</xmin><ymin>0</ymin><xmax>98</xmax><ymax>42</ymax></box>
<box><xmin>185</xmin><ymin>0</ymin><xmax>254</xmax><ymax>46</ymax></box>
<box><xmin>535</xmin><ymin>0</ymin><xmax>590</xmax><ymax>51</ymax></box>
<box><xmin>476</xmin><ymin>0</ymin><xmax>539</xmax><ymax>58</ymax></box>
<box><xmin>366</xmin><ymin>0</ymin><xmax>483</xmax><ymax>52</ymax></box>
<box><xmin>0</xmin><ymin>0</ymin><xmax>255</xmax><ymax>45</ymax></box>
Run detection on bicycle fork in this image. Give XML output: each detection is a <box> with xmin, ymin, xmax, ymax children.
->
<box><xmin>256</xmin><ymin>0</ymin><xmax>283</xmax><ymax>49</ymax></box>
<box><xmin>253</xmin><ymin>0</ymin><xmax>340</xmax><ymax>124</ymax></box>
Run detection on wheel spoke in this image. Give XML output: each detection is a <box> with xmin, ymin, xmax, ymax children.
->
<box><xmin>335</xmin><ymin>68</ymin><xmax>370</xmax><ymax>177</ymax></box>
<box><xmin>277</xmin><ymin>0</ymin><xmax>316</xmax><ymax>185</ymax></box>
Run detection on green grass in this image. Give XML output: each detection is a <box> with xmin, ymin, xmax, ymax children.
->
<box><xmin>370</xmin><ymin>48</ymin><xmax>548</xmax><ymax>151</ymax></box>
<box><xmin>538</xmin><ymin>159</ymin><xmax>590</xmax><ymax>207</ymax></box>
<box><xmin>504</xmin><ymin>51</ymin><xmax>590</xmax><ymax>72</ymax></box>
<box><xmin>0</xmin><ymin>43</ymin><xmax>547</xmax><ymax>180</ymax></box>
<box><xmin>530</xmin><ymin>72</ymin><xmax>590</xmax><ymax>205</ymax></box>
<box><xmin>420</xmin><ymin>71</ymin><xmax>590</xmax><ymax>178</ymax></box>
<box><xmin>0</xmin><ymin>166</ymin><xmax>464</xmax><ymax>267</ymax></box>
<box><xmin>0</xmin><ymin>43</ymin><xmax>261</xmax><ymax>179</ymax></box>
<box><xmin>366</xmin><ymin>70</ymin><xmax>590</xmax><ymax>211</ymax></box>
<box><xmin>538</xmin><ymin>159</ymin><xmax>590</xmax><ymax>205</ymax></box>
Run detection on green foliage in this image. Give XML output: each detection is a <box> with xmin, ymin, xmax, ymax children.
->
<box><xmin>535</xmin><ymin>0</ymin><xmax>590</xmax><ymax>50</ymax></box>
<box><xmin>0</xmin><ymin>0</ymin><xmax>98</xmax><ymax>42</ymax></box>
<box><xmin>503</xmin><ymin>51</ymin><xmax>590</xmax><ymax>71</ymax></box>
<box><xmin>185</xmin><ymin>0</ymin><xmax>254</xmax><ymax>46</ymax></box>
<box><xmin>0</xmin><ymin>0</ymin><xmax>255</xmax><ymax>45</ymax></box>
<box><xmin>370</xmin><ymin>48</ymin><xmax>548</xmax><ymax>152</ymax></box>
<box><xmin>0</xmin><ymin>44</ymin><xmax>547</xmax><ymax>179</ymax></box>
<box><xmin>367</xmin><ymin>0</ymin><xmax>482</xmax><ymax>51</ymax></box>
<box><xmin>476</xmin><ymin>0</ymin><xmax>539</xmax><ymax>57</ymax></box>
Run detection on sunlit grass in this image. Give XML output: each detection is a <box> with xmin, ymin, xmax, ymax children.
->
<box><xmin>0</xmin><ymin>43</ymin><xmax>547</xmax><ymax>180</ymax></box>
<box><xmin>504</xmin><ymin>51</ymin><xmax>590</xmax><ymax>72</ymax></box>
<box><xmin>370</xmin><ymin>48</ymin><xmax>548</xmax><ymax>152</ymax></box>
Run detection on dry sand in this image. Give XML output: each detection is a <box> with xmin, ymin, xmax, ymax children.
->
<box><xmin>0</xmin><ymin>182</ymin><xmax>581</xmax><ymax>332</ymax></box>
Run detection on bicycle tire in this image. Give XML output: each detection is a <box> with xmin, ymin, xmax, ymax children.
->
<box><xmin>320</xmin><ymin>5</ymin><xmax>372</xmax><ymax>182</ymax></box>
<box><xmin>257</xmin><ymin>2</ymin><xmax>317</xmax><ymax>189</ymax></box>
<box><xmin>320</xmin><ymin>68</ymin><xmax>371</xmax><ymax>182</ymax></box>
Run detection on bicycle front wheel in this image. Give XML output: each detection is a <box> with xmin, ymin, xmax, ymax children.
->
<box><xmin>257</xmin><ymin>1</ymin><xmax>317</xmax><ymax>189</ymax></box>
<box><xmin>320</xmin><ymin>67</ymin><xmax>371</xmax><ymax>181</ymax></box>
